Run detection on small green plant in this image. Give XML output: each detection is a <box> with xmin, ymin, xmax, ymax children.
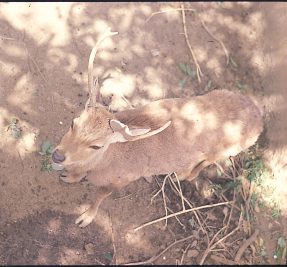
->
<box><xmin>6</xmin><ymin>118</ymin><xmax>22</xmax><ymax>139</ymax></box>
<box><xmin>243</xmin><ymin>150</ymin><xmax>282</xmax><ymax>219</ymax></box>
<box><xmin>178</xmin><ymin>63</ymin><xmax>197</xmax><ymax>89</ymax></box>
<box><xmin>274</xmin><ymin>237</ymin><xmax>286</xmax><ymax>263</ymax></box>
<box><xmin>235</xmin><ymin>80</ymin><xmax>248</xmax><ymax>92</ymax></box>
<box><xmin>244</xmin><ymin>155</ymin><xmax>266</xmax><ymax>184</ymax></box>
<box><xmin>271</xmin><ymin>202</ymin><xmax>281</xmax><ymax>219</ymax></box>
<box><xmin>209</xmin><ymin>183</ymin><xmax>223</xmax><ymax>193</ymax></box>
<box><xmin>103</xmin><ymin>252</ymin><xmax>113</xmax><ymax>261</ymax></box>
<box><xmin>41</xmin><ymin>158</ymin><xmax>53</xmax><ymax>172</ymax></box>
<box><xmin>39</xmin><ymin>140</ymin><xmax>54</xmax><ymax>172</ymax></box>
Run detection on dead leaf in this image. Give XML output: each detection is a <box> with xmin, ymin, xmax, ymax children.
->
<box><xmin>187</xmin><ymin>249</ymin><xmax>199</xmax><ymax>258</ymax></box>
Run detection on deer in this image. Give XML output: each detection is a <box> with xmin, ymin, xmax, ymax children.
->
<box><xmin>51</xmin><ymin>28</ymin><xmax>263</xmax><ymax>228</ymax></box>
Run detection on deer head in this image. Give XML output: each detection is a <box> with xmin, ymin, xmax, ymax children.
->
<box><xmin>52</xmin><ymin>28</ymin><xmax>171</xmax><ymax>168</ymax></box>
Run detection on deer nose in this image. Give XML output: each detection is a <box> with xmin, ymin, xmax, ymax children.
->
<box><xmin>52</xmin><ymin>149</ymin><xmax>65</xmax><ymax>163</ymax></box>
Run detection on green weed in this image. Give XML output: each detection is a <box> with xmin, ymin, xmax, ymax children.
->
<box><xmin>6</xmin><ymin>117</ymin><xmax>22</xmax><ymax>139</ymax></box>
<box><xmin>39</xmin><ymin>140</ymin><xmax>54</xmax><ymax>172</ymax></box>
<box><xmin>235</xmin><ymin>80</ymin><xmax>248</xmax><ymax>92</ymax></box>
<box><xmin>178</xmin><ymin>63</ymin><xmax>197</xmax><ymax>89</ymax></box>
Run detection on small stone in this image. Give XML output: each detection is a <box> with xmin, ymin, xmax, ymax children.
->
<box><xmin>150</xmin><ymin>49</ymin><xmax>160</xmax><ymax>57</ymax></box>
<box><xmin>59</xmin><ymin>121</ymin><xmax>63</xmax><ymax>125</ymax></box>
<box><xmin>84</xmin><ymin>243</ymin><xmax>95</xmax><ymax>255</ymax></box>
<box><xmin>190</xmin><ymin>240</ymin><xmax>198</xmax><ymax>248</ymax></box>
<box><xmin>187</xmin><ymin>249</ymin><xmax>199</xmax><ymax>258</ymax></box>
<box><xmin>144</xmin><ymin>176</ymin><xmax>153</xmax><ymax>183</ymax></box>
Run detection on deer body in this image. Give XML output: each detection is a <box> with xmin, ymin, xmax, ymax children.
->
<box><xmin>51</xmin><ymin>29</ymin><xmax>263</xmax><ymax>227</ymax></box>
<box><xmin>86</xmin><ymin>90</ymin><xmax>262</xmax><ymax>188</ymax></box>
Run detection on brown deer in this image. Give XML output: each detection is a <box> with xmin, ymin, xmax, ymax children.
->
<box><xmin>52</xmin><ymin>28</ymin><xmax>263</xmax><ymax>228</ymax></box>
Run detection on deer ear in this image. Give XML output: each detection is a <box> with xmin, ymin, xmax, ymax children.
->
<box><xmin>109</xmin><ymin>119</ymin><xmax>171</xmax><ymax>142</ymax></box>
<box><xmin>110</xmin><ymin>120</ymin><xmax>151</xmax><ymax>136</ymax></box>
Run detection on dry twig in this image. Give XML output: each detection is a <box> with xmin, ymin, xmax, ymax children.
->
<box><xmin>234</xmin><ymin>229</ymin><xmax>259</xmax><ymax>262</ymax></box>
<box><xmin>167</xmin><ymin>206</ymin><xmax>186</xmax><ymax>230</ymax></box>
<box><xmin>173</xmin><ymin>173</ymin><xmax>186</xmax><ymax>210</ymax></box>
<box><xmin>167</xmin><ymin>174</ymin><xmax>208</xmax><ymax>235</ymax></box>
<box><xmin>109</xmin><ymin>212</ymin><xmax>117</xmax><ymax>265</ymax></box>
<box><xmin>134</xmin><ymin>201</ymin><xmax>232</xmax><ymax>232</ymax></box>
<box><xmin>181</xmin><ymin>4</ymin><xmax>203</xmax><ymax>83</ymax></box>
<box><xmin>199</xmin><ymin>211</ymin><xmax>243</xmax><ymax>265</ymax></box>
<box><xmin>151</xmin><ymin>175</ymin><xmax>170</xmax><ymax>228</ymax></box>
<box><xmin>180</xmin><ymin>243</ymin><xmax>191</xmax><ymax>265</ymax></box>
<box><xmin>198</xmin><ymin>15</ymin><xmax>230</xmax><ymax>66</ymax></box>
<box><xmin>0</xmin><ymin>33</ymin><xmax>47</xmax><ymax>84</ymax></box>
<box><xmin>224</xmin><ymin>189</ymin><xmax>236</xmax><ymax>234</ymax></box>
<box><xmin>145</xmin><ymin>8</ymin><xmax>196</xmax><ymax>23</ymax></box>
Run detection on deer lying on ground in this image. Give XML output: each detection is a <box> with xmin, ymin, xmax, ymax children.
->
<box><xmin>52</xmin><ymin>29</ymin><xmax>263</xmax><ymax>228</ymax></box>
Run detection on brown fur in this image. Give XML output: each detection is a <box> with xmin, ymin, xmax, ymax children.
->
<box><xmin>53</xmin><ymin>89</ymin><xmax>263</xmax><ymax>227</ymax></box>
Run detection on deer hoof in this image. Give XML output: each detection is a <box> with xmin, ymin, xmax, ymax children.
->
<box><xmin>59</xmin><ymin>172</ymin><xmax>86</xmax><ymax>183</ymax></box>
<box><xmin>75</xmin><ymin>208</ymin><xmax>97</xmax><ymax>228</ymax></box>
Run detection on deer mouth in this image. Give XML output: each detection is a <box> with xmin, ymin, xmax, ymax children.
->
<box><xmin>51</xmin><ymin>162</ymin><xmax>65</xmax><ymax>171</ymax></box>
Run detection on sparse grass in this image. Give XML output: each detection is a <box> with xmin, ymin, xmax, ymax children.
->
<box><xmin>39</xmin><ymin>140</ymin><xmax>54</xmax><ymax>172</ymax></box>
<box><xmin>6</xmin><ymin>117</ymin><xmax>22</xmax><ymax>139</ymax></box>
<box><xmin>178</xmin><ymin>62</ymin><xmax>197</xmax><ymax>89</ymax></box>
<box><xmin>242</xmin><ymin>148</ymin><xmax>282</xmax><ymax>219</ymax></box>
<box><xmin>274</xmin><ymin>237</ymin><xmax>286</xmax><ymax>264</ymax></box>
<box><xmin>235</xmin><ymin>80</ymin><xmax>248</xmax><ymax>92</ymax></box>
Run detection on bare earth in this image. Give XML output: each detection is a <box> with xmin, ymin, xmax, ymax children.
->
<box><xmin>0</xmin><ymin>2</ymin><xmax>286</xmax><ymax>265</ymax></box>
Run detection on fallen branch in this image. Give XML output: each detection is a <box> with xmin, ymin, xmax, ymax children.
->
<box><xmin>134</xmin><ymin>201</ymin><xmax>232</xmax><ymax>232</ymax></box>
<box><xmin>234</xmin><ymin>229</ymin><xmax>259</xmax><ymax>262</ymax></box>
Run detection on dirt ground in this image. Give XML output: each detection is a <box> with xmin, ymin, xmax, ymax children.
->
<box><xmin>0</xmin><ymin>2</ymin><xmax>287</xmax><ymax>265</ymax></box>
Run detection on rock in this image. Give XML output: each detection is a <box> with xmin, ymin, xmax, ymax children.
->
<box><xmin>150</xmin><ymin>49</ymin><xmax>160</xmax><ymax>57</ymax></box>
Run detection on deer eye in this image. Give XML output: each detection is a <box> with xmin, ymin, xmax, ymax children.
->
<box><xmin>89</xmin><ymin>145</ymin><xmax>103</xmax><ymax>150</ymax></box>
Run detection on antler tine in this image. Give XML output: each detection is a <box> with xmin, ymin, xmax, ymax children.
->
<box><xmin>88</xmin><ymin>27</ymin><xmax>118</xmax><ymax>106</ymax></box>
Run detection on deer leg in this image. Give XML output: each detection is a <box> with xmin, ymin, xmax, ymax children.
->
<box><xmin>59</xmin><ymin>170</ymin><xmax>87</xmax><ymax>184</ymax></box>
<box><xmin>177</xmin><ymin>160</ymin><xmax>211</xmax><ymax>182</ymax></box>
<box><xmin>75</xmin><ymin>186</ymin><xmax>113</xmax><ymax>228</ymax></box>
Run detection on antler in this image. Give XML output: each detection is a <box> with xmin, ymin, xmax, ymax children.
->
<box><xmin>87</xmin><ymin>27</ymin><xmax>118</xmax><ymax>107</ymax></box>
